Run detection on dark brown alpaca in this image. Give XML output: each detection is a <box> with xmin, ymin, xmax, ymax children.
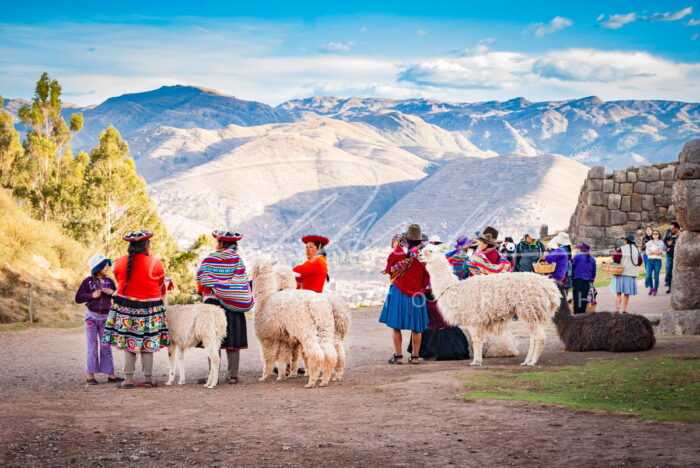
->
<box><xmin>553</xmin><ymin>285</ymin><xmax>655</xmax><ymax>352</ymax></box>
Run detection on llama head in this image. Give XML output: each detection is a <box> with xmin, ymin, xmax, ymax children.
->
<box><xmin>417</xmin><ymin>243</ymin><xmax>441</xmax><ymax>263</ymax></box>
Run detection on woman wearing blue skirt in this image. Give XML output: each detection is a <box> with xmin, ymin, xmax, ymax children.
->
<box><xmin>379</xmin><ymin>224</ymin><xmax>430</xmax><ymax>364</ymax></box>
<box><xmin>611</xmin><ymin>233</ymin><xmax>642</xmax><ymax>313</ymax></box>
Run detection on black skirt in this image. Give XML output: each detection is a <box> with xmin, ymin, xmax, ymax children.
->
<box><xmin>408</xmin><ymin>327</ymin><xmax>470</xmax><ymax>360</ymax></box>
<box><xmin>202</xmin><ymin>298</ymin><xmax>248</xmax><ymax>350</ymax></box>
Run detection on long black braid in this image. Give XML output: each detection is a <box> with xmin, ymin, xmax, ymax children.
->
<box><xmin>124</xmin><ymin>239</ymin><xmax>149</xmax><ymax>294</ymax></box>
<box><xmin>313</xmin><ymin>241</ymin><xmax>330</xmax><ymax>281</ymax></box>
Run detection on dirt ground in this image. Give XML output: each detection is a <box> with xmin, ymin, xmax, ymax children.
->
<box><xmin>1</xmin><ymin>286</ymin><xmax>699</xmax><ymax>467</ymax></box>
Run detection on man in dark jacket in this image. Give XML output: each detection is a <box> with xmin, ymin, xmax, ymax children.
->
<box><xmin>514</xmin><ymin>227</ymin><xmax>545</xmax><ymax>272</ymax></box>
<box><xmin>663</xmin><ymin>221</ymin><xmax>681</xmax><ymax>294</ymax></box>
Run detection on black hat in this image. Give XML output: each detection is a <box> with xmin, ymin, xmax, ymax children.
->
<box><xmin>621</xmin><ymin>233</ymin><xmax>636</xmax><ymax>244</ymax></box>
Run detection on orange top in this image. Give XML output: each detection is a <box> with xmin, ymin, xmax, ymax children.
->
<box><xmin>293</xmin><ymin>255</ymin><xmax>327</xmax><ymax>293</ymax></box>
<box><xmin>113</xmin><ymin>253</ymin><xmax>166</xmax><ymax>299</ymax></box>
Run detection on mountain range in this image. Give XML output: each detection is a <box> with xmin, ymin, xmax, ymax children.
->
<box><xmin>4</xmin><ymin>85</ymin><xmax>698</xmax><ymax>250</ymax></box>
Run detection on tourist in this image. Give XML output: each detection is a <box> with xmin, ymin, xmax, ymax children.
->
<box><xmin>500</xmin><ymin>236</ymin><xmax>516</xmax><ymax>270</ymax></box>
<box><xmin>514</xmin><ymin>227</ymin><xmax>545</xmax><ymax>272</ymax></box>
<box><xmin>571</xmin><ymin>243</ymin><xmax>596</xmax><ymax>314</ymax></box>
<box><xmin>74</xmin><ymin>254</ymin><xmax>123</xmax><ymax>385</ymax></box>
<box><xmin>612</xmin><ymin>233</ymin><xmax>643</xmax><ymax>313</ymax></box>
<box><xmin>644</xmin><ymin>230</ymin><xmax>666</xmax><ymax>296</ymax></box>
<box><xmin>102</xmin><ymin>230</ymin><xmax>169</xmax><ymax>388</ymax></box>
<box><xmin>379</xmin><ymin>224</ymin><xmax>430</xmax><ymax>365</ymax></box>
<box><xmin>545</xmin><ymin>236</ymin><xmax>569</xmax><ymax>286</ymax></box>
<box><xmin>293</xmin><ymin>235</ymin><xmax>330</xmax><ymax>293</ymax></box>
<box><xmin>663</xmin><ymin>221</ymin><xmax>681</xmax><ymax>294</ymax></box>
<box><xmin>195</xmin><ymin>230</ymin><xmax>254</xmax><ymax>385</ymax></box>
<box><xmin>641</xmin><ymin>226</ymin><xmax>654</xmax><ymax>291</ymax></box>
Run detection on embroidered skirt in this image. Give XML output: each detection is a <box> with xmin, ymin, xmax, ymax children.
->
<box><xmin>379</xmin><ymin>284</ymin><xmax>428</xmax><ymax>332</ymax></box>
<box><xmin>102</xmin><ymin>296</ymin><xmax>169</xmax><ymax>353</ymax></box>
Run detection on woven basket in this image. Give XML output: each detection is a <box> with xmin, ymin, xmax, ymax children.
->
<box><xmin>587</xmin><ymin>303</ymin><xmax>597</xmax><ymax>313</ymax></box>
<box><xmin>533</xmin><ymin>261</ymin><xmax>556</xmax><ymax>274</ymax></box>
<box><xmin>601</xmin><ymin>263</ymin><xmax>624</xmax><ymax>275</ymax></box>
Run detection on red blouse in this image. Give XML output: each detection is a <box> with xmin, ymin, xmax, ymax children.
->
<box><xmin>113</xmin><ymin>254</ymin><xmax>166</xmax><ymax>299</ymax></box>
<box><xmin>293</xmin><ymin>255</ymin><xmax>328</xmax><ymax>293</ymax></box>
<box><xmin>392</xmin><ymin>251</ymin><xmax>431</xmax><ymax>297</ymax></box>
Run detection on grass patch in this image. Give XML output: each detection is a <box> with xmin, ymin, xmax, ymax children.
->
<box><xmin>460</xmin><ymin>355</ymin><xmax>700</xmax><ymax>422</ymax></box>
<box><xmin>0</xmin><ymin>321</ymin><xmax>83</xmax><ymax>332</ymax></box>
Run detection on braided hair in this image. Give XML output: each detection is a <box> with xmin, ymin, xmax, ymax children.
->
<box><xmin>124</xmin><ymin>239</ymin><xmax>149</xmax><ymax>294</ymax></box>
<box><xmin>219</xmin><ymin>240</ymin><xmax>238</xmax><ymax>250</ymax></box>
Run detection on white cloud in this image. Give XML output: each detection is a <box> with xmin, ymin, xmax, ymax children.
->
<box><xmin>688</xmin><ymin>19</ymin><xmax>700</xmax><ymax>26</ymax></box>
<box><xmin>646</xmin><ymin>7</ymin><xmax>693</xmax><ymax>22</ymax></box>
<box><xmin>533</xmin><ymin>16</ymin><xmax>574</xmax><ymax>37</ymax></box>
<box><xmin>320</xmin><ymin>41</ymin><xmax>354</xmax><ymax>53</ymax></box>
<box><xmin>599</xmin><ymin>13</ymin><xmax>637</xmax><ymax>29</ymax></box>
<box><xmin>596</xmin><ymin>14</ymin><xmax>605</xmax><ymax>22</ymax></box>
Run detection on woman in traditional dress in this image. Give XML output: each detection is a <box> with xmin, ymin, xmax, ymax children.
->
<box><xmin>102</xmin><ymin>230</ymin><xmax>169</xmax><ymax>388</ymax></box>
<box><xmin>379</xmin><ymin>224</ymin><xmax>430</xmax><ymax>365</ymax></box>
<box><xmin>195</xmin><ymin>230</ymin><xmax>254</xmax><ymax>385</ymax></box>
<box><xmin>293</xmin><ymin>235</ymin><xmax>330</xmax><ymax>293</ymax></box>
<box><xmin>464</xmin><ymin>227</ymin><xmax>512</xmax><ymax>276</ymax></box>
<box><xmin>445</xmin><ymin>236</ymin><xmax>474</xmax><ymax>280</ymax></box>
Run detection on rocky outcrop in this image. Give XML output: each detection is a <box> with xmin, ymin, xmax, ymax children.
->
<box><xmin>660</xmin><ymin>139</ymin><xmax>700</xmax><ymax>335</ymax></box>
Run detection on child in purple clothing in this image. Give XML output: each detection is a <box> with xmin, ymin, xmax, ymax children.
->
<box><xmin>75</xmin><ymin>254</ymin><xmax>123</xmax><ymax>385</ymax></box>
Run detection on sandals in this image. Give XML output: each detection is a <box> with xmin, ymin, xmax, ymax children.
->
<box><xmin>142</xmin><ymin>381</ymin><xmax>158</xmax><ymax>388</ymax></box>
<box><xmin>107</xmin><ymin>376</ymin><xmax>124</xmax><ymax>383</ymax></box>
<box><xmin>408</xmin><ymin>355</ymin><xmax>420</xmax><ymax>365</ymax></box>
<box><xmin>227</xmin><ymin>377</ymin><xmax>238</xmax><ymax>385</ymax></box>
<box><xmin>388</xmin><ymin>354</ymin><xmax>404</xmax><ymax>365</ymax></box>
<box><xmin>86</xmin><ymin>378</ymin><xmax>98</xmax><ymax>385</ymax></box>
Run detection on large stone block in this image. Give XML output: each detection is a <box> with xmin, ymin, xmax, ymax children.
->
<box><xmin>607</xmin><ymin>193</ymin><xmax>621</xmax><ymax>210</ymax></box>
<box><xmin>602</xmin><ymin>179</ymin><xmax>614</xmax><ymax>193</ymax></box>
<box><xmin>630</xmin><ymin>193</ymin><xmax>642</xmax><ymax>211</ymax></box>
<box><xmin>588</xmin><ymin>178</ymin><xmax>603</xmax><ymax>192</ymax></box>
<box><xmin>588</xmin><ymin>166</ymin><xmax>606</xmax><ymax>179</ymax></box>
<box><xmin>655</xmin><ymin>194</ymin><xmax>672</xmax><ymax>207</ymax></box>
<box><xmin>627</xmin><ymin>171</ymin><xmax>637</xmax><ymax>183</ymax></box>
<box><xmin>646</xmin><ymin>180</ymin><xmax>664</xmax><ymax>195</ymax></box>
<box><xmin>614</xmin><ymin>183</ymin><xmax>619</xmax><ymax>192</ymax></box>
<box><xmin>613</xmin><ymin>170</ymin><xmax>627</xmax><ymax>183</ymax></box>
<box><xmin>620</xmin><ymin>196</ymin><xmax>631</xmax><ymax>211</ymax></box>
<box><xmin>663</xmin><ymin>184</ymin><xmax>674</xmax><ymax>195</ymax></box>
<box><xmin>670</xmin><ymin>231</ymin><xmax>700</xmax><ymax>311</ymax></box>
<box><xmin>660</xmin><ymin>165</ymin><xmax>676</xmax><ymax>181</ymax></box>
<box><xmin>673</xmin><ymin>180</ymin><xmax>700</xmax><ymax>231</ymax></box>
<box><xmin>582</xmin><ymin>206</ymin><xmax>610</xmax><ymax>226</ymax></box>
<box><xmin>638</xmin><ymin>166</ymin><xmax>660</xmax><ymax>182</ymax></box>
<box><xmin>679</xmin><ymin>139</ymin><xmax>700</xmax><ymax>165</ymax></box>
<box><xmin>658</xmin><ymin>310</ymin><xmax>700</xmax><ymax>335</ymax></box>
<box><xmin>587</xmin><ymin>191</ymin><xmax>608</xmax><ymax>207</ymax></box>
<box><xmin>641</xmin><ymin>194</ymin><xmax>655</xmax><ymax>211</ymax></box>
<box><xmin>641</xmin><ymin>211</ymin><xmax>649</xmax><ymax>222</ymax></box>
<box><xmin>619</xmin><ymin>183</ymin><xmax>634</xmax><ymax>195</ymax></box>
<box><xmin>627</xmin><ymin>212</ymin><xmax>641</xmax><ymax>221</ymax></box>
<box><xmin>606</xmin><ymin>226</ymin><xmax>625</xmax><ymax>238</ymax></box>
<box><xmin>610</xmin><ymin>210</ymin><xmax>626</xmax><ymax>225</ymax></box>
<box><xmin>583</xmin><ymin>226</ymin><xmax>605</xmax><ymax>238</ymax></box>
<box><xmin>677</xmin><ymin>163</ymin><xmax>700</xmax><ymax>180</ymax></box>
<box><xmin>633</xmin><ymin>181</ymin><xmax>646</xmax><ymax>194</ymax></box>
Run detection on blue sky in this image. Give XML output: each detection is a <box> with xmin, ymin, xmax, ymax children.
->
<box><xmin>1</xmin><ymin>1</ymin><xmax>699</xmax><ymax>105</ymax></box>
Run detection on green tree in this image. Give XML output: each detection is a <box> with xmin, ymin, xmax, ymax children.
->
<box><xmin>15</xmin><ymin>73</ymin><xmax>84</xmax><ymax>221</ymax></box>
<box><xmin>0</xmin><ymin>95</ymin><xmax>25</xmax><ymax>188</ymax></box>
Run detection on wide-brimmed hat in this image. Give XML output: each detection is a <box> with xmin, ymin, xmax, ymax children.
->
<box><xmin>577</xmin><ymin>242</ymin><xmax>591</xmax><ymax>252</ymax></box>
<box><xmin>405</xmin><ymin>224</ymin><xmax>423</xmax><ymax>241</ymax></box>
<box><xmin>454</xmin><ymin>235</ymin><xmax>473</xmax><ymax>250</ymax></box>
<box><xmin>212</xmin><ymin>230</ymin><xmax>242</xmax><ymax>242</ymax></box>
<box><xmin>523</xmin><ymin>226</ymin><xmax>540</xmax><ymax>240</ymax></box>
<box><xmin>301</xmin><ymin>234</ymin><xmax>330</xmax><ymax>246</ymax></box>
<box><xmin>551</xmin><ymin>232</ymin><xmax>571</xmax><ymax>246</ymax></box>
<box><xmin>122</xmin><ymin>230</ymin><xmax>153</xmax><ymax>242</ymax></box>
<box><xmin>87</xmin><ymin>254</ymin><xmax>112</xmax><ymax>276</ymax></box>
<box><xmin>621</xmin><ymin>233</ymin><xmax>636</xmax><ymax>244</ymax></box>
<box><xmin>477</xmin><ymin>233</ymin><xmax>498</xmax><ymax>246</ymax></box>
<box><xmin>429</xmin><ymin>235</ymin><xmax>442</xmax><ymax>245</ymax></box>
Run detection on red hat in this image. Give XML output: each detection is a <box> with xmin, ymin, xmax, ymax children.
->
<box><xmin>301</xmin><ymin>235</ymin><xmax>330</xmax><ymax>246</ymax></box>
<box><xmin>122</xmin><ymin>230</ymin><xmax>153</xmax><ymax>242</ymax></box>
<box><xmin>212</xmin><ymin>230</ymin><xmax>243</xmax><ymax>242</ymax></box>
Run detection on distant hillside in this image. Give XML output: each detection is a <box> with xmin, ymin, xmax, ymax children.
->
<box><xmin>0</xmin><ymin>190</ymin><xmax>86</xmax><ymax>323</ymax></box>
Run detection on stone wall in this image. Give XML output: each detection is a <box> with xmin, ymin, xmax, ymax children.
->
<box><xmin>568</xmin><ymin>162</ymin><xmax>678</xmax><ymax>252</ymax></box>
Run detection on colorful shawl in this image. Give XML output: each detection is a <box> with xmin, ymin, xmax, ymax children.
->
<box><xmin>446</xmin><ymin>250</ymin><xmax>470</xmax><ymax>280</ymax></box>
<box><xmin>196</xmin><ymin>249</ymin><xmax>254</xmax><ymax>312</ymax></box>
<box><xmin>389</xmin><ymin>247</ymin><xmax>421</xmax><ymax>282</ymax></box>
<box><xmin>465</xmin><ymin>250</ymin><xmax>512</xmax><ymax>276</ymax></box>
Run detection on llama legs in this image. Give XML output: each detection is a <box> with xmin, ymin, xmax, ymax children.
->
<box><xmin>332</xmin><ymin>342</ymin><xmax>345</xmax><ymax>382</ymax></box>
<box><xmin>467</xmin><ymin>327</ymin><xmax>484</xmax><ymax>365</ymax></box>
<box><xmin>522</xmin><ymin>335</ymin><xmax>535</xmax><ymax>366</ymax></box>
<box><xmin>318</xmin><ymin>340</ymin><xmax>337</xmax><ymax>387</ymax></box>
<box><xmin>202</xmin><ymin>339</ymin><xmax>220</xmax><ymax>388</ymax></box>
<box><xmin>523</xmin><ymin>326</ymin><xmax>546</xmax><ymax>365</ymax></box>
<box><xmin>259</xmin><ymin>341</ymin><xmax>277</xmax><ymax>381</ymax></box>
<box><xmin>165</xmin><ymin>346</ymin><xmax>177</xmax><ymax>386</ymax></box>
<box><xmin>176</xmin><ymin>347</ymin><xmax>187</xmax><ymax>385</ymax></box>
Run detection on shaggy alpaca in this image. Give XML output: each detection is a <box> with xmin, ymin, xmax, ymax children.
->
<box><xmin>418</xmin><ymin>244</ymin><xmax>560</xmax><ymax>366</ymax></box>
<box><xmin>250</xmin><ymin>262</ymin><xmax>338</xmax><ymax>388</ymax></box>
<box><xmin>165</xmin><ymin>304</ymin><xmax>227</xmax><ymax>388</ymax></box>
<box><xmin>553</xmin><ymin>285</ymin><xmax>655</xmax><ymax>352</ymax></box>
<box><xmin>482</xmin><ymin>332</ymin><xmax>519</xmax><ymax>358</ymax></box>
<box><xmin>273</xmin><ymin>264</ymin><xmax>298</xmax><ymax>291</ymax></box>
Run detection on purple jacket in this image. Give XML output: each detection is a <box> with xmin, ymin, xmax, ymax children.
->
<box><xmin>75</xmin><ymin>276</ymin><xmax>116</xmax><ymax>313</ymax></box>
<box><xmin>572</xmin><ymin>253</ymin><xmax>596</xmax><ymax>281</ymax></box>
<box><xmin>545</xmin><ymin>247</ymin><xmax>569</xmax><ymax>281</ymax></box>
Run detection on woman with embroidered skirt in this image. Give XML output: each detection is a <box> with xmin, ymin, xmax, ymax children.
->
<box><xmin>102</xmin><ymin>230</ymin><xmax>169</xmax><ymax>388</ymax></box>
<box><xmin>379</xmin><ymin>224</ymin><xmax>430</xmax><ymax>365</ymax></box>
<box><xmin>611</xmin><ymin>233</ymin><xmax>642</xmax><ymax>313</ymax></box>
<box><xmin>195</xmin><ymin>230</ymin><xmax>254</xmax><ymax>385</ymax></box>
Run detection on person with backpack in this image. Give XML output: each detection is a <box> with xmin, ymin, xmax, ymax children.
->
<box><xmin>514</xmin><ymin>228</ymin><xmax>545</xmax><ymax>273</ymax></box>
<box><xmin>663</xmin><ymin>221</ymin><xmax>681</xmax><ymax>294</ymax></box>
<box><xmin>611</xmin><ymin>233</ymin><xmax>642</xmax><ymax>314</ymax></box>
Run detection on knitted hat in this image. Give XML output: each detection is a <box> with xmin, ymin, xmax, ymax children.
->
<box><xmin>577</xmin><ymin>242</ymin><xmax>591</xmax><ymax>252</ymax></box>
<box><xmin>87</xmin><ymin>254</ymin><xmax>112</xmax><ymax>276</ymax></box>
<box><xmin>392</xmin><ymin>233</ymin><xmax>408</xmax><ymax>248</ymax></box>
<box><xmin>212</xmin><ymin>230</ymin><xmax>243</xmax><ymax>242</ymax></box>
<box><xmin>405</xmin><ymin>224</ymin><xmax>423</xmax><ymax>241</ymax></box>
<box><xmin>122</xmin><ymin>230</ymin><xmax>153</xmax><ymax>242</ymax></box>
<box><xmin>301</xmin><ymin>235</ymin><xmax>330</xmax><ymax>246</ymax></box>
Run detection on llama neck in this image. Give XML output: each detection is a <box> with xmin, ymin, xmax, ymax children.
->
<box><xmin>425</xmin><ymin>257</ymin><xmax>458</xmax><ymax>297</ymax></box>
<box><xmin>553</xmin><ymin>289</ymin><xmax>573</xmax><ymax>328</ymax></box>
<box><xmin>252</xmin><ymin>273</ymin><xmax>276</xmax><ymax>302</ymax></box>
